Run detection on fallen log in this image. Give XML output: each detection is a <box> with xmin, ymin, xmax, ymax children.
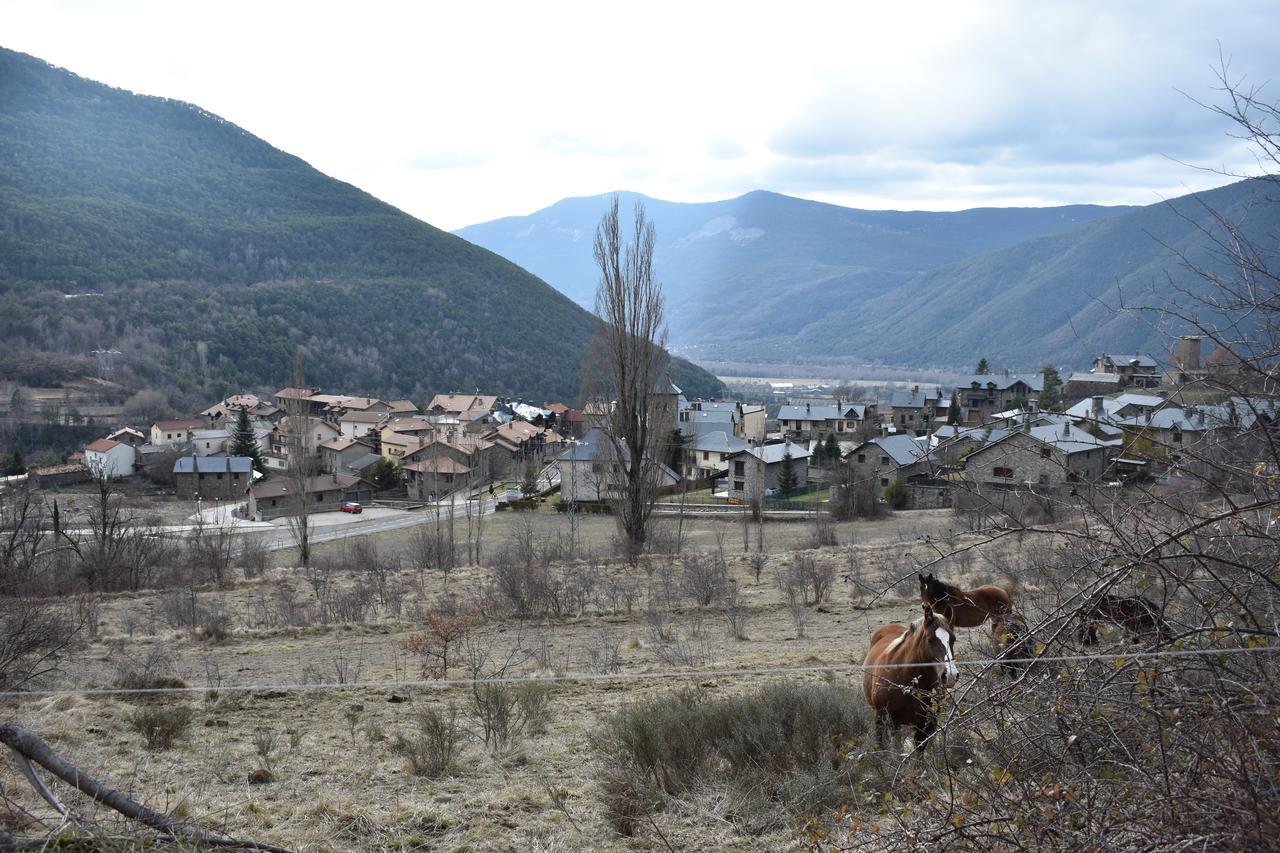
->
<box><xmin>0</xmin><ymin>722</ymin><xmax>290</xmax><ymax>852</ymax></box>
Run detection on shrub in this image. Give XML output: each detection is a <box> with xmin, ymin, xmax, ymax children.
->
<box><xmin>392</xmin><ymin>705</ymin><xmax>463</xmax><ymax>777</ymax></box>
<box><xmin>883</xmin><ymin>477</ymin><xmax>908</xmax><ymax>510</ymax></box>
<box><xmin>127</xmin><ymin>703</ymin><xmax>195</xmax><ymax>750</ymax></box>
<box><xmin>592</xmin><ymin>682</ymin><xmax>872</xmax><ymax>831</ymax></box>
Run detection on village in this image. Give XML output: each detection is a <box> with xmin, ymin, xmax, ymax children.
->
<box><xmin>15</xmin><ymin>332</ymin><xmax>1272</xmax><ymax>533</ymax></box>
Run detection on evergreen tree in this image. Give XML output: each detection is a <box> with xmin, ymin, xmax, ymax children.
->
<box><xmin>369</xmin><ymin>457</ymin><xmax>403</xmax><ymax>491</ymax></box>
<box><xmin>822</xmin><ymin>432</ymin><xmax>839</xmax><ymax>468</ymax></box>
<box><xmin>778</xmin><ymin>450</ymin><xmax>798</xmax><ymax>495</ymax></box>
<box><xmin>947</xmin><ymin>392</ymin><xmax>962</xmax><ymax>426</ymax></box>
<box><xmin>976</xmin><ymin>358</ymin><xmax>990</xmax><ymax>375</ymax></box>
<box><xmin>1040</xmin><ymin>364</ymin><xmax>1063</xmax><ymax>411</ymax></box>
<box><xmin>229</xmin><ymin>406</ymin><xmax>265</xmax><ymax>472</ymax></box>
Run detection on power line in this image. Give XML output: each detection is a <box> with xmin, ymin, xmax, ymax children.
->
<box><xmin>3</xmin><ymin>644</ymin><xmax>1274</xmax><ymax>700</ymax></box>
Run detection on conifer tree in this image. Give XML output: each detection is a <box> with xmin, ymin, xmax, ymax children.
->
<box><xmin>976</xmin><ymin>358</ymin><xmax>990</xmax><ymax>375</ymax></box>
<box><xmin>229</xmin><ymin>405</ymin><xmax>264</xmax><ymax>473</ymax></box>
<box><xmin>947</xmin><ymin>392</ymin><xmax>962</xmax><ymax>426</ymax></box>
<box><xmin>778</xmin><ymin>450</ymin><xmax>798</xmax><ymax>495</ymax></box>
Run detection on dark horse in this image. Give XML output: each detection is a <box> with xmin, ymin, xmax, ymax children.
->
<box><xmin>1078</xmin><ymin>592</ymin><xmax>1170</xmax><ymax>645</ymax></box>
<box><xmin>918</xmin><ymin>572</ymin><xmax>1014</xmax><ymax>628</ymax></box>
<box><xmin>863</xmin><ymin>605</ymin><xmax>959</xmax><ymax>752</ymax></box>
<box><xmin>990</xmin><ymin>609</ymin><xmax>1036</xmax><ymax>676</ymax></box>
<box><xmin>920</xmin><ymin>572</ymin><xmax>1032</xmax><ymax>676</ymax></box>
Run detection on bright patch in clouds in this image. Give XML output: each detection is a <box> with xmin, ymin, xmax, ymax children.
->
<box><xmin>2</xmin><ymin>0</ymin><xmax>1276</xmax><ymax>228</ymax></box>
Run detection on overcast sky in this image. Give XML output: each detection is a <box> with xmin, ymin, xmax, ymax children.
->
<box><xmin>3</xmin><ymin>1</ymin><xmax>1277</xmax><ymax>229</ymax></box>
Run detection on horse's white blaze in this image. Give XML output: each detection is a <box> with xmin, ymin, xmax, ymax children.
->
<box><xmin>935</xmin><ymin>627</ymin><xmax>959</xmax><ymax>685</ymax></box>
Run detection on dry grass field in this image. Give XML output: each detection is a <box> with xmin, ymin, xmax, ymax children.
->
<box><xmin>2</xmin><ymin>508</ymin><xmax>1049</xmax><ymax>851</ymax></box>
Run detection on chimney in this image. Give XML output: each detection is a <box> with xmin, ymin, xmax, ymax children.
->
<box><xmin>1177</xmin><ymin>335</ymin><xmax>1203</xmax><ymax>371</ymax></box>
<box><xmin>1021</xmin><ymin>417</ymin><xmax>1031</xmax><ymax>433</ymax></box>
<box><xmin>1092</xmin><ymin>396</ymin><xmax>1104</xmax><ymax>420</ymax></box>
<box><xmin>912</xmin><ymin>385</ymin><xmax>919</xmax><ymax>395</ymax></box>
<box><xmin>1062</xmin><ymin>421</ymin><xmax>1071</xmax><ymax>437</ymax></box>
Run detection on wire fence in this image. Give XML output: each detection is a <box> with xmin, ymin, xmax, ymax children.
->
<box><xmin>4</xmin><ymin>643</ymin><xmax>1273</xmax><ymax>700</ymax></box>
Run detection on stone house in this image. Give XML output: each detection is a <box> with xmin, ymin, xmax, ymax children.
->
<box><xmin>1092</xmin><ymin>353</ymin><xmax>1159</xmax><ymax>388</ymax></box>
<box><xmin>958</xmin><ymin>374</ymin><xmax>1044</xmax><ymax>424</ymax></box>
<box><xmin>723</xmin><ymin>441</ymin><xmax>811</xmax><ymax>500</ymax></box>
<box><xmin>963</xmin><ymin>422</ymin><xmax>1110</xmax><ymax>488</ymax></box>
<box><xmin>890</xmin><ymin>386</ymin><xmax>945</xmax><ymax>433</ymax></box>
<box><xmin>845</xmin><ymin>433</ymin><xmax>940</xmax><ymax>491</ymax></box>
<box><xmin>246</xmin><ymin>472</ymin><xmax>374</xmax><ymax>521</ymax></box>
<box><xmin>173</xmin><ymin>456</ymin><xmax>253</xmax><ymax>500</ymax></box>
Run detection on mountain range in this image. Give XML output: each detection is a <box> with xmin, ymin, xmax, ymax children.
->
<box><xmin>0</xmin><ymin>47</ymin><xmax>723</xmax><ymax>406</ymax></box>
<box><xmin>457</xmin><ymin>180</ymin><xmax>1276</xmax><ymax>369</ymax></box>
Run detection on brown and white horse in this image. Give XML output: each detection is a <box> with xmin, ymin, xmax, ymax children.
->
<box><xmin>918</xmin><ymin>572</ymin><xmax>1014</xmax><ymax>628</ymax></box>
<box><xmin>863</xmin><ymin>605</ymin><xmax>960</xmax><ymax>752</ymax></box>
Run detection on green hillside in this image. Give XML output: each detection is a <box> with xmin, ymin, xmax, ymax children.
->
<box><xmin>0</xmin><ymin>47</ymin><xmax>722</xmax><ymax>404</ymax></box>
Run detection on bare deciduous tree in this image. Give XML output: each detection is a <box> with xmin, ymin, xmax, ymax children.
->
<box><xmin>586</xmin><ymin>196</ymin><xmax>670</xmax><ymax>556</ymax></box>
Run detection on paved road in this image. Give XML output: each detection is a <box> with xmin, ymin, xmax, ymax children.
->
<box><xmin>238</xmin><ymin>493</ymin><xmax>497</xmax><ymax>553</ymax></box>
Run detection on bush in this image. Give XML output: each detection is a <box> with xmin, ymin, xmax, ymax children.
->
<box><xmin>592</xmin><ymin>681</ymin><xmax>872</xmax><ymax>831</ymax></box>
<box><xmin>127</xmin><ymin>703</ymin><xmax>195</xmax><ymax>750</ymax></box>
<box><xmin>392</xmin><ymin>705</ymin><xmax>463</xmax><ymax>777</ymax></box>
<box><xmin>883</xmin><ymin>477</ymin><xmax>908</xmax><ymax>510</ymax></box>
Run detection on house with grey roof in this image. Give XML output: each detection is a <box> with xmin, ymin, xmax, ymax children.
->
<box><xmin>846</xmin><ymin>434</ymin><xmax>941</xmax><ymax>492</ymax></box>
<box><xmin>173</xmin><ymin>455</ymin><xmax>254</xmax><ymax>499</ymax></box>
<box><xmin>1092</xmin><ymin>353</ymin><xmax>1159</xmax><ymax>388</ymax></box>
<box><xmin>556</xmin><ymin>428</ymin><xmax>678</xmax><ymax>504</ymax></box>
<box><xmin>890</xmin><ymin>385</ymin><xmax>945</xmax><ymax>433</ymax></box>
<box><xmin>778</xmin><ymin>400</ymin><xmax>878</xmax><ymax>440</ymax></box>
<box><xmin>246</xmin><ymin>472</ymin><xmax>374</xmax><ymax>521</ymax></box>
<box><xmin>723</xmin><ymin>441</ymin><xmax>811</xmax><ymax>500</ymax></box>
<box><xmin>682</xmin><ymin>429</ymin><xmax>751</xmax><ymax>480</ymax></box>
<box><xmin>957</xmin><ymin>374</ymin><xmax>1043</xmax><ymax>424</ymax></box>
<box><xmin>963</xmin><ymin>420</ymin><xmax>1111</xmax><ymax>488</ymax></box>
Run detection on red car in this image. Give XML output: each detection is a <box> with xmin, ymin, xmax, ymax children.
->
<box><xmin>340</xmin><ymin>501</ymin><xmax>363</xmax><ymax>514</ymax></box>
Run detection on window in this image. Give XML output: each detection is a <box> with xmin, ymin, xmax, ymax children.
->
<box><xmin>993</xmin><ymin>466</ymin><xmax>1014</xmax><ymax>478</ymax></box>
<box><xmin>880</xmin><ymin>477</ymin><xmax>889</xmax><ymax>487</ymax></box>
<box><xmin>591</xmin><ymin>462</ymin><xmax>604</xmax><ymax>473</ymax></box>
<box><xmin>1067</xmin><ymin>471</ymin><xmax>1080</xmax><ymax>483</ymax></box>
<box><xmin>734</xmin><ymin>480</ymin><xmax>744</xmax><ymax>491</ymax></box>
<box><xmin>734</xmin><ymin>461</ymin><xmax>745</xmax><ymax>476</ymax></box>
<box><xmin>881</xmin><ymin>457</ymin><xmax>890</xmax><ymax>466</ymax></box>
<box><xmin>856</xmin><ymin>453</ymin><xmax>865</xmax><ymax>463</ymax></box>
<box><xmin>1038</xmin><ymin>473</ymin><xmax>1049</xmax><ymax>484</ymax></box>
<box><xmin>1040</xmin><ymin>448</ymin><xmax>1051</xmax><ymax>459</ymax></box>
<box><xmin>270</xmin><ymin>499</ymin><xmax>277</xmax><ymax>506</ymax></box>
<box><xmin>216</xmin><ymin>473</ymin><xmax>223</xmax><ymax>480</ymax></box>
<box><xmin>316</xmin><ymin>493</ymin><xmax>324</xmax><ymax>502</ymax></box>
<box><xmin>702</xmin><ymin>451</ymin><xmax>709</xmax><ymax>460</ymax></box>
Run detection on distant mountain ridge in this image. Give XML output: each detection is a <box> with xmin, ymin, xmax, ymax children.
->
<box><xmin>0</xmin><ymin>47</ymin><xmax>723</xmax><ymax>404</ymax></box>
<box><xmin>458</xmin><ymin>181</ymin><xmax>1275</xmax><ymax>369</ymax></box>
<box><xmin>457</xmin><ymin>190</ymin><xmax>1135</xmax><ymax>353</ymax></box>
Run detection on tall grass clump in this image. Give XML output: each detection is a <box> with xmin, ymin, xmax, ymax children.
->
<box><xmin>592</xmin><ymin>681</ymin><xmax>873</xmax><ymax>835</ymax></box>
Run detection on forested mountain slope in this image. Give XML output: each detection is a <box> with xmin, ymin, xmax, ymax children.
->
<box><xmin>0</xmin><ymin>47</ymin><xmax>722</xmax><ymax>404</ymax></box>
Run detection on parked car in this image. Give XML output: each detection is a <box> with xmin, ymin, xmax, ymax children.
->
<box><xmin>340</xmin><ymin>501</ymin><xmax>363</xmax><ymax>514</ymax></box>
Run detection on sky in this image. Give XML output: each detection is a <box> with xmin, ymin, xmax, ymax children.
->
<box><xmin>2</xmin><ymin>1</ymin><xmax>1277</xmax><ymax>230</ymax></box>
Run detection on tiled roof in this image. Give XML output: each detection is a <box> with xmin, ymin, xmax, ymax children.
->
<box><xmin>86</xmin><ymin>438</ymin><xmax>120</xmax><ymax>452</ymax></box>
